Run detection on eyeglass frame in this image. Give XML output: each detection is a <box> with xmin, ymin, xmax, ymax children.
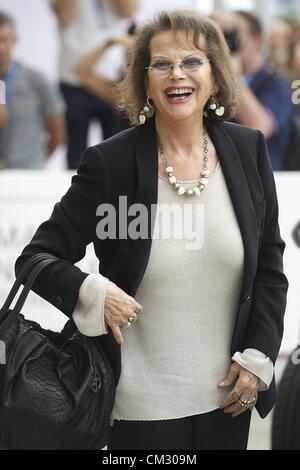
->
<box><xmin>145</xmin><ymin>58</ymin><xmax>211</xmax><ymax>75</ymax></box>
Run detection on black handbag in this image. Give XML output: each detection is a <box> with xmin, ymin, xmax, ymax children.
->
<box><xmin>0</xmin><ymin>253</ymin><xmax>116</xmax><ymax>450</ymax></box>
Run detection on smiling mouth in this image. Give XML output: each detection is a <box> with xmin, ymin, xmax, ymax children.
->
<box><xmin>165</xmin><ymin>88</ymin><xmax>195</xmax><ymax>101</ymax></box>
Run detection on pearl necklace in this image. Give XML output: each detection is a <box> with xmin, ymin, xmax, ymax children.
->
<box><xmin>157</xmin><ymin>127</ymin><xmax>211</xmax><ymax>197</ymax></box>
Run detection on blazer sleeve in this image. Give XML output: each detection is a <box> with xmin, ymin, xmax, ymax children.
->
<box><xmin>242</xmin><ymin>130</ymin><xmax>289</xmax><ymax>364</ymax></box>
<box><xmin>14</xmin><ymin>145</ymin><xmax>110</xmax><ymax>317</ymax></box>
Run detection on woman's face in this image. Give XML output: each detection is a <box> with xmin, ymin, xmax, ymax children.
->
<box><xmin>146</xmin><ymin>30</ymin><xmax>218</xmax><ymax>124</ymax></box>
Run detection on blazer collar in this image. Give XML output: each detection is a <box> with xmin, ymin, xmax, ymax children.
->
<box><xmin>127</xmin><ymin>118</ymin><xmax>158</xmax><ymax>295</ymax></box>
<box><xmin>129</xmin><ymin>117</ymin><xmax>257</xmax><ymax>296</ymax></box>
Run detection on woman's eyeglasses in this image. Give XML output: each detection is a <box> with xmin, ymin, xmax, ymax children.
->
<box><xmin>145</xmin><ymin>57</ymin><xmax>210</xmax><ymax>75</ymax></box>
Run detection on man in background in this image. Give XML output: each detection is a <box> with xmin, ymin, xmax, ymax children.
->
<box><xmin>51</xmin><ymin>0</ymin><xmax>139</xmax><ymax>169</ymax></box>
<box><xmin>232</xmin><ymin>11</ymin><xmax>294</xmax><ymax>171</ymax></box>
<box><xmin>0</xmin><ymin>79</ymin><xmax>7</xmax><ymax>126</ymax></box>
<box><xmin>0</xmin><ymin>11</ymin><xmax>66</xmax><ymax>169</ymax></box>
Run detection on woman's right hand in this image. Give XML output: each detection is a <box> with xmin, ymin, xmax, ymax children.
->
<box><xmin>104</xmin><ymin>280</ymin><xmax>143</xmax><ymax>345</ymax></box>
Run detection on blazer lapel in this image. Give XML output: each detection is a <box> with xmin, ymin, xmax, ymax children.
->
<box><xmin>128</xmin><ymin>118</ymin><xmax>158</xmax><ymax>296</ymax></box>
<box><xmin>205</xmin><ymin>119</ymin><xmax>258</xmax><ymax>296</ymax></box>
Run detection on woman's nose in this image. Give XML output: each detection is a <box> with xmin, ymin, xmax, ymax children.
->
<box><xmin>170</xmin><ymin>63</ymin><xmax>186</xmax><ymax>80</ymax></box>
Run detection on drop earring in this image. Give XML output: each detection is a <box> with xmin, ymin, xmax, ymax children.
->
<box><xmin>138</xmin><ymin>97</ymin><xmax>154</xmax><ymax>125</ymax></box>
<box><xmin>208</xmin><ymin>95</ymin><xmax>225</xmax><ymax>117</ymax></box>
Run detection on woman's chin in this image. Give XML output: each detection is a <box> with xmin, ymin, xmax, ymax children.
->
<box><xmin>165</xmin><ymin>109</ymin><xmax>196</xmax><ymax>122</ymax></box>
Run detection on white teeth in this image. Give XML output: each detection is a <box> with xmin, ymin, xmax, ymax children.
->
<box><xmin>167</xmin><ymin>88</ymin><xmax>193</xmax><ymax>96</ymax></box>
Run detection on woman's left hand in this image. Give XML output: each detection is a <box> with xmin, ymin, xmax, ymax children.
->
<box><xmin>218</xmin><ymin>362</ymin><xmax>259</xmax><ymax>417</ymax></box>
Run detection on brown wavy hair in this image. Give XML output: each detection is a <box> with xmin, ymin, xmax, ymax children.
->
<box><xmin>116</xmin><ymin>9</ymin><xmax>238</xmax><ymax>125</ymax></box>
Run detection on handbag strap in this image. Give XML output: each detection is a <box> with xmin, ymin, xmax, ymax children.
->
<box><xmin>0</xmin><ymin>253</ymin><xmax>57</xmax><ymax>317</ymax></box>
<box><xmin>0</xmin><ymin>253</ymin><xmax>59</xmax><ymax>335</ymax></box>
<box><xmin>1</xmin><ymin>253</ymin><xmax>55</xmax><ymax>315</ymax></box>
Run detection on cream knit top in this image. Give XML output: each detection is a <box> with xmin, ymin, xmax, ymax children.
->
<box><xmin>73</xmin><ymin>163</ymin><xmax>274</xmax><ymax>423</ymax></box>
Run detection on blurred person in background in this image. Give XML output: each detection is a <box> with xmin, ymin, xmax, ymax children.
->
<box><xmin>0</xmin><ymin>103</ymin><xmax>7</xmax><ymax>126</ymax></box>
<box><xmin>73</xmin><ymin>33</ymin><xmax>136</xmax><ymax>132</ymax></box>
<box><xmin>268</xmin><ymin>20</ymin><xmax>300</xmax><ymax>169</ymax></box>
<box><xmin>290</xmin><ymin>24</ymin><xmax>300</xmax><ymax>96</ymax></box>
<box><xmin>231</xmin><ymin>11</ymin><xmax>295</xmax><ymax>171</ymax></box>
<box><xmin>51</xmin><ymin>0</ymin><xmax>139</xmax><ymax>169</ymax></box>
<box><xmin>288</xmin><ymin>24</ymin><xmax>300</xmax><ymax>159</ymax></box>
<box><xmin>0</xmin><ymin>11</ymin><xmax>66</xmax><ymax>170</ymax></box>
<box><xmin>0</xmin><ymin>102</ymin><xmax>7</xmax><ymax>169</ymax></box>
<box><xmin>0</xmin><ymin>80</ymin><xmax>7</xmax><ymax>169</ymax></box>
<box><xmin>0</xmin><ymin>76</ymin><xmax>7</xmax><ymax>126</ymax></box>
<box><xmin>268</xmin><ymin>19</ymin><xmax>293</xmax><ymax>81</ymax></box>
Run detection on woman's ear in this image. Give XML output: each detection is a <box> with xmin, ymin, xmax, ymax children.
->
<box><xmin>212</xmin><ymin>82</ymin><xmax>220</xmax><ymax>96</ymax></box>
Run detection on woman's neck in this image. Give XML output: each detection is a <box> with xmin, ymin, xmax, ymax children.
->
<box><xmin>155</xmin><ymin>114</ymin><xmax>205</xmax><ymax>160</ymax></box>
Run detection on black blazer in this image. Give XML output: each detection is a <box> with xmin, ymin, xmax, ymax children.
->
<box><xmin>16</xmin><ymin>117</ymin><xmax>288</xmax><ymax>419</ymax></box>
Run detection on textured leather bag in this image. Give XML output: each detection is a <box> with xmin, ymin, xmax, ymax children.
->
<box><xmin>0</xmin><ymin>253</ymin><xmax>116</xmax><ymax>450</ymax></box>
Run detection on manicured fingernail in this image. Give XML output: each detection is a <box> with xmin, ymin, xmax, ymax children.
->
<box><xmin>218</xmin><ymin>381</ymin><xmax>226</xmax><ymax>386</ymax></box>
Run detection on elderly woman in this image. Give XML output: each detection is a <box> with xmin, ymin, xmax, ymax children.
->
<box><xmin>16</xmin><ymin>11</ymin><xmax>288</xmax><ymax>450</ymax></box>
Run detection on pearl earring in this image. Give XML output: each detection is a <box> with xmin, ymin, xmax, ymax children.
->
<box><xmin>138</xmin><ymin>97</ymin><xmax>154</xmax><ymax>125</ymax></box>
<box><xmin>208</xmin><ymin>95</ymin><xmax>225</xmax><ymax>117</ymax></box>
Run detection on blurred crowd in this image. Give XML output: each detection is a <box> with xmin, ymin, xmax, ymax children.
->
<box><xmin>0</xmin><ymin>0</ymin><xmax>300</xmax><ymax>172</ymax></box>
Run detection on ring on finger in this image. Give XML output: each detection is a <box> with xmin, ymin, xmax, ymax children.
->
<box><xmin>238</xmin><ymin>398</ymin><xmax>247</xmax><ymax>407</ymax></box>
<box><xmin>246</xmin><ymin>396</ymin><xmax>257</xmax><ymax>407</ymax></box>
<box><xmin>238</xmin><ymin>397</ymin><xmax>256</xmax><ymax>408</ymax></box>
<box><xmin>128</xmin><ymin>312</ymin><xmax>137</xmax><ymax>323</ymax></box>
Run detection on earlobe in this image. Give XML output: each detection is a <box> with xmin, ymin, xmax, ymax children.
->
<box><xmin>213</xmin><ymin>84</ymin><xmax>220</xmax><ymax>95</ymax></box>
